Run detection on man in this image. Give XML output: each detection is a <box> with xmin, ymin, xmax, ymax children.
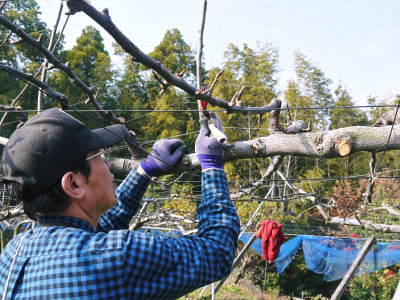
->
<box><xmin>0</xmin><ymin>108</ymin><xmax>240</xmax><ymax>299</ymax></box>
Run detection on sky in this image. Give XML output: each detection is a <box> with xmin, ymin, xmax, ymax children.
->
<box><xmin>35</xmin><ymin>0</ymin><xmax>400</xmax><ymax>106</ymax></box>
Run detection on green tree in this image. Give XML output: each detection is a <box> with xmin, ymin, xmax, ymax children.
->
<box><xmin>329</xmin><ymin>84</ymin><xmax>368</xmax><ymax>129</ymax></box>
<box><xmin>0</xmin><ymin>0</ymin><xmax>51</xmax><ymax>136</ymax></box>
<box><xmin>284</xmin><ymin>80</ymin><xmax>314</xmax><ymax>126</ymax></box>
<box><xmin>295</xmin><ymin>52</ymin><xmax>333</xmax><ymax>129</ymax></box>
<box><xmin>113</xmin><ymin>44</ymin><xmax>149</xmax><ymax>138</ymax></box>
<box><xmin>327</xmin><ymin>85</ymin><xmax>369</xmax><ymax>179</ymax></box>
<box><xmin>147</xmin><ymin>28</ymin><xmax>196</xmax><ymax>77</ymax></box>
<box><xmin>205</xmin><ymin>43</ymin><xmax>279</xmax><ymax>205</ymax></box>
<box><xmin>1</xmin><ymin>0</ymin><xmax>50</xmax><ymax>66</ymax></box>
<box><xmin>51</xmin><ymin>26</ymin><xmax>115</xmax><ymax>113</ymax></box>
<box><xmin>143</xmin><ymin>29</ymin><xmax>197</xmax><ymax>143</ymax></box>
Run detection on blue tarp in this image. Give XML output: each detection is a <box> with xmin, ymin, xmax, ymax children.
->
<box><xmin>240</xmin><ymin>233</ymin><xmax>400</xmax><ymax>281</ymax></box>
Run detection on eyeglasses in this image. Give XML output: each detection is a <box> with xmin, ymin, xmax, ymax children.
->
<box><xmin>85</xmin><ymin>145</ymin><xmax>128</xmax><ymax>164</ymax></box>
<box><xmin>86</xmin><ymin>148</ymin><xmax>114</xmax><ymax>162</ymax></box>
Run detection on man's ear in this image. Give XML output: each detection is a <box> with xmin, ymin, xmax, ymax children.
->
<box><xmin>61</xmin><ymin>171</ymin><xmax>86</xmax><ymax>199</ymax></box>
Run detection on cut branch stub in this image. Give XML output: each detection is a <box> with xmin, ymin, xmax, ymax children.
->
<box><xmin>336</xmin><ymin>139</ymin><xmax>352</xmax><ymax>157</ymax></box>
<box><xmin>268</xmin><ymin>99</ymin><xmax>283</xmax><ymax>134</ymax></box>
<box><xmin>373</xmin><ymin>109</ymin><xmax>400</xmax><ymax>126</ymax></box>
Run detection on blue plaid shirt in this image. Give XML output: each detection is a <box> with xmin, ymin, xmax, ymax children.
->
<box><xmin>0</xmin><ymin>169</ymin><xmax>239</xmax><ymax>299</ymax></box>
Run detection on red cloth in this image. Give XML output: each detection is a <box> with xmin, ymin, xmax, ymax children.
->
<box><xmin>256</xmin><ymin>220</ymin><xmax>286</xmax><ymax>263</ymax></box>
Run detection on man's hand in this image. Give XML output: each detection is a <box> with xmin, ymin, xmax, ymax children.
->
<box><xmin>195</xmin><ymin>117</ymin><xmax>227</xmax><ymax>171</ymax></box>
<box><xmin>139</xmin><ymin>139</ymin><xmax>186</xmax><ymax>177</ymax></box>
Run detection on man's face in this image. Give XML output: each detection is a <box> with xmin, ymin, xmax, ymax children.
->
<box><xmin>85</xmin><ymin>150</ymin><xmax>117</xmax><ymax>214</ymax></box>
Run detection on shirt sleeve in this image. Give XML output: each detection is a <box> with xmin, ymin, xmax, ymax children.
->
<box><xmin>122</xmin><ymin>169</ymin><xmax>240</xmax><ymax>299</ymax></box>
<box><xmin>97</xmin><ymin>169</ymin><xmax>151</xmax><ymax>232</ymax></box>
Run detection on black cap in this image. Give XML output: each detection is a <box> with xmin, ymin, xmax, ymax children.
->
<box><xmin>1</xmin><ymin>108</ymin><xmax>128</xmax><ymax>196</ymax></box>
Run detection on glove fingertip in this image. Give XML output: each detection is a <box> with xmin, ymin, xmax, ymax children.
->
<box><xmin>171</xmin><ymin>144</ymin><xmax>187</xmax><ymax>160</ymax></box>
<box><xmin>167</xmin><ymin>139</ymin><xmax>185</xmax><ymax>152</ymax></box>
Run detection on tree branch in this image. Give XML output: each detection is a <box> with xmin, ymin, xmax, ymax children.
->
<box><xmin>0</xmin><ymin>64</ymin><xmax>68</xmax><ymax>108</ymax></box>
<box><xmin>0</xmin><ymin>33</ymin><xmax>48</xmax><ymax>126</ymax></box>
<box><xmin>277</xmin><ymin>170</ymin><xmax>400</xmax><ymax>233</ymax></box>
<box><xmin>52</xmin><ymin>15</ymin><xmax>70</xmax><ymax>53</ymax></box>
<box><xmin>196</xmin><ymin>0</ymin><xmax>208</xmax><ymax>121</ymax></box>
<box><xmin>0</xmin><ymin>31</ymin><xmax>11</xmax><ymax>47</ymax></box>
<box><xmin>327</xmin><ymin>216</ymin><xmax>400</xmax><ymax>233</ymax></box>
<box><xmin>363</xmin><ymin>152</ymin><xmax>376</xmax><ymax>204</ymax></box>
<box><xmin>37</xmin><ymin>1</ymin><xmax>64</xmax><ymax>112</ymax></box>
<box><xmin>230</xmin><ymin>156</ymin><xmax>282</xmax><ymax>199</ymax></box>
<box><xmin>0</xmin><ymin>14</ymin><xmax>123</xmax><ymax>123</ymax></box>
<box><xmin>67</xmin><ymin>0</ymin><xmax>281</xmax><ymax>115</ymax></box>
<box><xmin>0</xmin><ymin>0</ymin><xmax>8</xmax><ymax>14</ymax></box>
<box><xmin>371</xmin><ymin>204</ymin><xmax>400</xmax><ymax>219</ymax></box>
<box><xmin>204</xmin><ymin>70</ymin><xmax>223</xmax><ymax>96</ymax></box>
<box><xmin>109</xmin><ymin>125</ymin><xmax>400</xmax><ymax>175</ymax></box>
<box><xmin>0</xmin><ymin>205</ymin><xmax>24</xmax><ymax>222</ymax></box>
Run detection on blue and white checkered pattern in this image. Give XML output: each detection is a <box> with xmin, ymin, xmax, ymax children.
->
<box><xmin>0</xmin><ymin>169</ymin><xmax>239</xmax><ymax>299</ymax></box>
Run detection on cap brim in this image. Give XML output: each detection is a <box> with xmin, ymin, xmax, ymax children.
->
<box><xmin>89</xmin><ymin>124</ymin><xmax>129</xmax><ymax>149</ymax></box>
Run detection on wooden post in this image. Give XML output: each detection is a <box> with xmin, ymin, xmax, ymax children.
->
<box><xmin>330</xmin><ymin>236</ymin><xmax>376</xmax><ymax>300</ymax></box>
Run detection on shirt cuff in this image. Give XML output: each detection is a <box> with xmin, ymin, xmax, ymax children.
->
<box><xmin>202</xmin><ymin>167</ymin><xmax>224</xmax><ymax>172</ymax></box>
<box><xmin>136</xmin><ymin>165</ymin><xmax>153</xmax><ymax>180</ymax></box>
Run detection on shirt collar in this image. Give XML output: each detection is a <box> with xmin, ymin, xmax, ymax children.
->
<box><xmin>38</xmin><ymin>216</ymin><xmax>95</xmax><ymax>233</ymax></box>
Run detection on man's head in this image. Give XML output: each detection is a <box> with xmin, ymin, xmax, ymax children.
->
<box><xmin>1</xmin><ymin>108</ymin><xmax>129</xmax><ymax>220</ymax></box>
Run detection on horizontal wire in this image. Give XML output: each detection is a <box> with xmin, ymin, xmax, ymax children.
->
<box><xmin>0</xmin><ymin>104</ymin><xmax>397</xmax><ymax>114</ymax></box>
<box><xmin>113</xmin><ymin>175</ymin><xmax>400</xmax><ymax>183</ymax></box>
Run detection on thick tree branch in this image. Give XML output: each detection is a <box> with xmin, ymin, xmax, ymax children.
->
<box><xmin>68</xmin><ymin>0</ymin><xmax>280</xmax><ymax>115</ymax></box>
<box><xmin>109</xmin><ymin>125</ymin><xmax>400</xmax><ymax>174</ymax></box>
<box><xmin>0</xmin><ymin>14</ymin><xmax>123</xmax><ymax>123</ymax></box>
